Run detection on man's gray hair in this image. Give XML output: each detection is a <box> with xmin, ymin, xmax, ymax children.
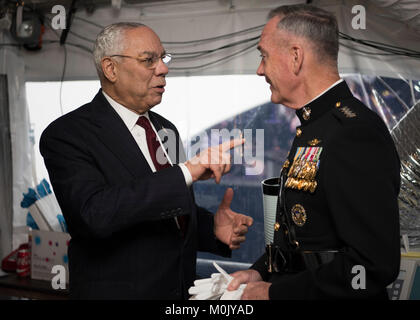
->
<box><xmin>93</xmin><ymin>22</ymin><xmax>146</xmax><ymax>79</ymax></box>
<box><xmin>268</xmin><ymin>4</ymin><xmax>339</xmax><ymax>64</ymax></box>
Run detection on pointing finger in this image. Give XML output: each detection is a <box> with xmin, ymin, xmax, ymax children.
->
<box><xmin>220</xmin><ymin>138</ymin><xmax>245</xmax><ymax>152</ymax></box>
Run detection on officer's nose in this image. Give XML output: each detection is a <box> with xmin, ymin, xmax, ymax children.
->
<box><xmin>256</xmin><ymin>61</ymin><xmax>265</xmax><ymax>76</ymax></box>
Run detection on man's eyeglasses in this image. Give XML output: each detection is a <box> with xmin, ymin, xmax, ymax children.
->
<box><xmin>109</xmin><ymin>53</ymin><xmax>172</xmax><ymax>69</ymax></box>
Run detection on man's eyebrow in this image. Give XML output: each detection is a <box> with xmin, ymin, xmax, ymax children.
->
<box><xmin>139</xmin><ymin>50</ymin><xmax>166</xmax><ymax>56</ymax></box>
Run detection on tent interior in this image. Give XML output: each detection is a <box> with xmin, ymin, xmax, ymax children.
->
<box><xmin>0</xmin><ymin>0</ymin><xmax>419</xmax><ymax>288</ymax></box>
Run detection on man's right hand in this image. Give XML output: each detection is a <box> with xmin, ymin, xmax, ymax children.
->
<box><xmin>184</xmin><ymin>138</ymin><xmax>244</xmax><ymax>184</ymax></box>
<box><xmin>227</xmin><ymin>269</ymin><xmax>262</xmax><ymax>291</ymax></box>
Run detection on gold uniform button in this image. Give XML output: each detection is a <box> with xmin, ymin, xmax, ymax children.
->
<box><xmin>335</xmin><ymin>101</ymin><xmax>341</xmax><ymax>108</ymax></box>
<box><xmin>296</xmin><ymin>128</ymin><xmax>302</xmax><ymax>137</ymax></box>
<box><xmin>274</xmin><ymin>222</ymin><xmax>280</xmax><ymax>231</ymax></box>
<box><xmin>302</xmin><ymin>107</ymin><xmax>311</xmax><ymax>121</ymax></box>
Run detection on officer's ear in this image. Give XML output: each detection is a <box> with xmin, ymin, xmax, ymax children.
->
<box><xmin>289</xmin><ymin>44</ymin><xmax>303</xmax><ymax>75</ymax></box>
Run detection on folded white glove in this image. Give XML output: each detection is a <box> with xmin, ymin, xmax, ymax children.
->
<box><xmin>189</xmin><ymin>273</ymin><xmax>227</xmax><ymax>300</ymax></box>
<box><xmin>188</xmin><ymin>262</ymin><xmax>245</xmax><ymax>300</ymax></box>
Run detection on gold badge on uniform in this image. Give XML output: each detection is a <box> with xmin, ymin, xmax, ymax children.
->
<box><xmin>291</xmin><ymin>204</ymin><xmax>307</xmax><ymax>227</ymax></box>
<box><xmin>308</xmin><ymin>139</ymin><xmax>321</xmax><ymax>146</ymax></box>
<box><xmin>285</xmin><ymin>146</ymin><xmax>322</xmax><ymax>193</ymax></box>
<box><xmin>340</xmin><ymin>106</ymin><xmax>356</xmax><ymax>118</ymax></box>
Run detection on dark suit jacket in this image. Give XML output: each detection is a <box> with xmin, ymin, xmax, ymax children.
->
<box><xmin>40</xmin><ymin>89</ymin><xmax>230</xmax><ymax>299</ymax></box>
<box><xmin>251</xmin><ymin>81</ymin><xmax>401</xmax><ymax>299</ymax></box>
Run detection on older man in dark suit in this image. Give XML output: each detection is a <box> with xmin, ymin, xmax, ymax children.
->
<box><xmin>40</xmin><ymin>22</ymin><xmax>253</xmax><ymax>300</ymax></box>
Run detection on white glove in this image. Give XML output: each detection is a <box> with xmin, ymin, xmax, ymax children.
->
<box><xmin>189</xmin><ymin>273</ymin><xmax>228</xmax><ymax>300</ymax></box>
<box><xmin>188</xmin><ymin>262</ymin><xmax>245</xmax><ymax>300</ymax></box>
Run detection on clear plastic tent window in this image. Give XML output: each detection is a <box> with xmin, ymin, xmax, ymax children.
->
<box><xmin>192</xmin><ymin>74</ymin><xmax>420</xmax><ymax>278</ymax></box>
<box><xmin>26</xmin><ymin>74</ymin><xmax>420</xmax><ymax>278</ymax></box>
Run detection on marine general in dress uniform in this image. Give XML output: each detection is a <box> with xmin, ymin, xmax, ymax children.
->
<box><xmin>228</xmin><ymin>4</ymin><xmax>401</xmax><ymax>300</ymax></box>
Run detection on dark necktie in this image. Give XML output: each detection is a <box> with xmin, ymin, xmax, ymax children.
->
<box><xmin>136</xmin><ymin>116</ymin><xmax>189</xmax><ymax>236</ymax></box>
<box><xmin>136</xmin><ymin>116</ymin><xmax>171</xmax><ymax>170</ymax></box>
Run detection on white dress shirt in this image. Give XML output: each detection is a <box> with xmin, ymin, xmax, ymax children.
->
<box><xmin>102</xmin><ymin>91</ymin><xmax>192</xmax><ymax>186</ymax></box>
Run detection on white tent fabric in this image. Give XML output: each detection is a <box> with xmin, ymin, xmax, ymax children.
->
<box><xmin>372</xmin><ymin>0</ymin><xmax>420</xmax><ymax>32</ymax></box>
<box><xmin>0</xmin><ymin>34</ymin><xmax>33</xmax><ymax>253</ymax></box>
<box><xmin>0</xmin><ymin>74</ymin><xmax>12</xmax><ymax>260</ymax></box>
<box><xmin>334</xmin><ymin>0</ymin><xmax>420</xmax><ymax>79</ymax></box>
<box><xmin>20</xmin><ymin>0</ymin><xmax>420</xmax><ymax>81</ymax></box>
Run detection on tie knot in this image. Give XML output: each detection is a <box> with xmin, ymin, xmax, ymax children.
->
<box><xmin>136</xmin><ymin>116</ymin><xmax>152</xmax><ymax>130</ymax></box>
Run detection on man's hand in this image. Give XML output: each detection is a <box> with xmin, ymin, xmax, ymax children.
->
<box><xmin>214</xmin><ymin>188</ymin><xmax>253</xmax><ymax>250</ymax></box>
<box><xmin>241</xmin><ymin>281</ymin><xmax>271</xmax><ymax>300</ymax></box>
<box><xmin>227</xmin><ymin>269</ymin><xmax>270</xmax><ymax>300</ymax></box>
<box><xmin>184</xmin><ymin>138</ymin><xmax>244</xmax><ymax>184</ymax></box>
<box><xmin>227</xmin><ymin>269</ymin><xmax>262</xmax><ymax>290</ymax></box>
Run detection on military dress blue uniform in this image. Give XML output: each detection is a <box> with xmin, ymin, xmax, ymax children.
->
<box><xmin>252</xmin><ymin>80</ymin><xmax>401</xmax><ymax>299</ymax></box>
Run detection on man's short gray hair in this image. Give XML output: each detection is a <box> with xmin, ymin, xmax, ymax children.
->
<box><xmin>93</xmin><ymin>22</ymin><xmax>146</xmax><ymax>79</ymax></box>
<box><xmin>268</xmin><ymin>4</ymin><xmax>339</xmax><ymax>64</ymax></box>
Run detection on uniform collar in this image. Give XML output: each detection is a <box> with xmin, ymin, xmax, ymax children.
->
<box><xmin>295</xmin><ymin>79</ymin><xmax>353</xmax><ymax>125</ymax></box>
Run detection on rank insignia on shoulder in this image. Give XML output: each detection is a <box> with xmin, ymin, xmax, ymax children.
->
<box><xmin>291</xmin><ymin>204</ymin><xmax>307</xmax><ymax>227</ymax></box>
<box><xmin>308</xmin><ymin>138</ymin><xmax>321</xmax><ymax>146</ymax></box>
<box><xmin>285</xmin><ymin>147</ymin><xmax>322</xmax><ymax>193</ymax></box>
<box><xmin>340</xmin><ymin>106</ymin><xmax>356</xmax><ymax>118</ymax></box>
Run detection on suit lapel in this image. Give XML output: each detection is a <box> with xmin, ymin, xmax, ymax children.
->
<box><xmin>88</xmin><ymin>90</ymin><xmax>152</xmax><ymax>178</ymax></box>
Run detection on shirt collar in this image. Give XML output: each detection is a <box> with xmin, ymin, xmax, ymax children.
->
<box><xmin>102</xmin><ymin>90</ymin><xmax>149</xmax><ymax>131</ymax></box>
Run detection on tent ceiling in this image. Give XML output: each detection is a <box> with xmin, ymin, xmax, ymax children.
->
<box><xmin>371</xmin><ymin>0</ymin><xmax>420</xmax><ymax>33</ymax></box>
<box><xmin>7</xmin><ymin>0</ymin><xmax>235</xmax><ymax>13</ymax></box>
<box><xmin>16</xmin><ymin>0</ymin><xmax>420</xmax><ymax>31</ymax></box>
<box><xmin>2</xmin><ymin>0</ymin><xmax>420</xmax><ymax>80</ymax></box>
